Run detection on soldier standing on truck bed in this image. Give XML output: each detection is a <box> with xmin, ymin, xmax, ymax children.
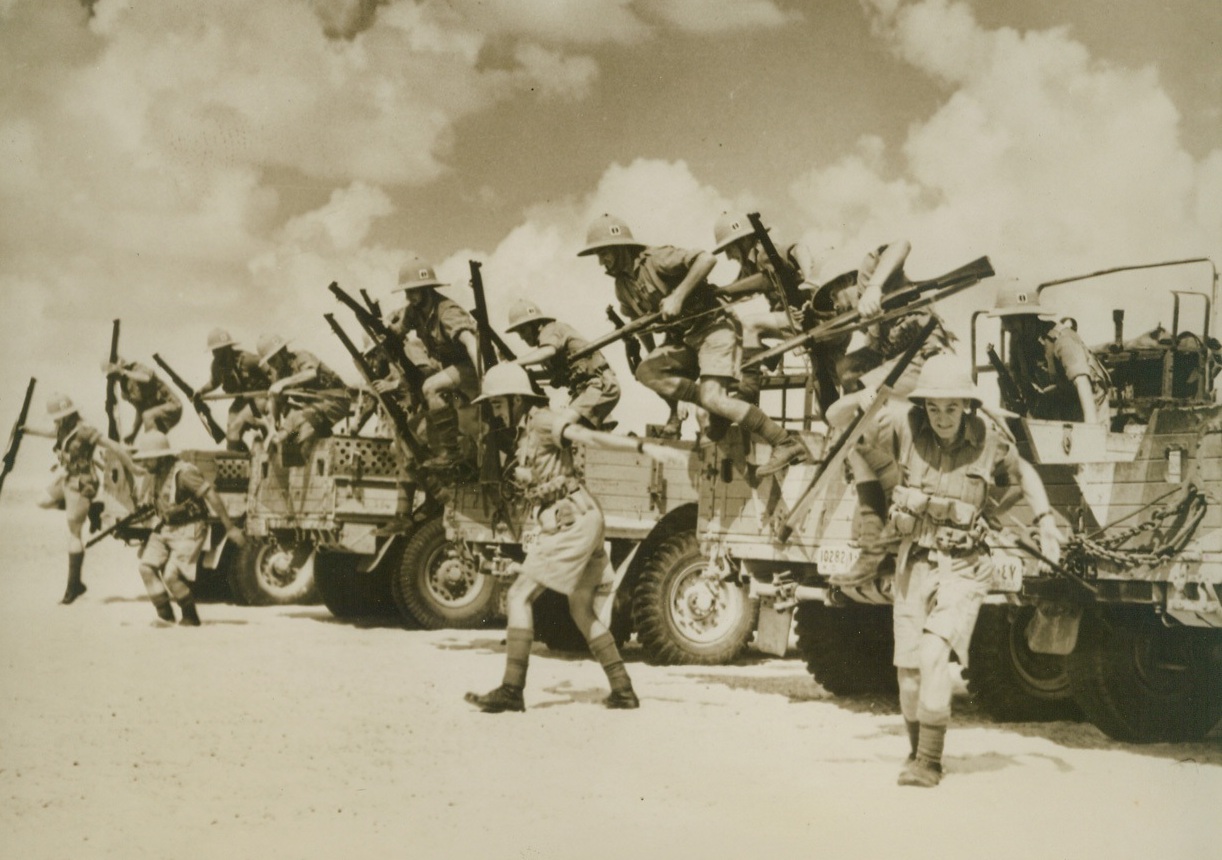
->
<box><xmin>23</xmin><ymin>394</ymin><xmax>138</xmax><ymax>604</ymax></box>
<box><xmin>388</xmin><ymin>258</ymin><xmax>483</xmax><ymax>469</ymax></box>
<box><xmin>463</xmin><ymin>364</ymin><xmax>684</xmax><ymax>713</ymax></box>
<box><xmin>851</xmin><ymin>356</ymin><xmax>1062</xmax><ymax>787</ymax></box>
<box><xmin>504</xmin><ymin>298</ymin><xmax>621</xmax><ymax>430</ymax></box>
<box><xmin>256</xmin><ymin>334</ymin><xmax>352</xmax><ymax>454</ymax></box>
<box><xmin>989</xmin><ymin>282</ymin><xmax>1111</xmax><ymax>425</ymax></box>
<box><xmin>130</xmin><ymin>431</ymin><xmax>245</xmax><ymax>626</ymax></box>
<box><xmin>578</xmin><ymin>213</ymin><xmax>808</xmax><ymax>476</ymax></box>
<box><xmin>101</xmin><ymin>357</ymin><xmax>183</xmax><ymax>444</ymax></box>
<box><xmin>194</xmin><ymin>328</ymin><xmax>270</xmax><ymax>452</ymax></box>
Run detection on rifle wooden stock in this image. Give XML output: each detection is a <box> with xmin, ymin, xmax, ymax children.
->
<box><xmin>746</xmin><ymin>256</ymin><xmax>995</xmax><ymax>369</ymax></box>
<box><xmin>153</xmin><ymin>353</ymin><xmax>226</xmax><ymax>443</ymax></box>
<box><xmin>105</xmin><ymin>319</ymin><xmax>120</xmax><ymax>441</ymax></box>
<box><xmin>987</xmin><ymin>344</ymin><xmax>1028</xmax><ymax>414</ymax></box>
<box><xmin>777</xmin><ymin>318</ymin><xmax>938</xmax><ymax>543</ymax></box>
<box><xmin>86</xmin><ymin>504</ymin><xmax>154</xmax><ymax>549</ymax></box>
<box><xmin>0</xmin><ymin>377</ymin><xmax>37</xmax><ymax>499</ymax></box>
<box><xmin>329</xmin><ymin>282</ymin><xmax>429</xmax><ymax>401</ymax></box>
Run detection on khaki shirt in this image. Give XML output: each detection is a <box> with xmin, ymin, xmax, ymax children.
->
<box><xmin>120</xmin><ymin>361</ymin><xmax>180</xmax><ymax>411</ymax></box>
<box><xmin>208</xmin><ymin>350</ymin><xmax>269</xmax><ymax>394</ymax></box>
<box><xmin>1025</xmin><ymin>325</ymin><xmax>1110</xmax><ymax>422</ymax></box>
<box><xmin>515</xmin><ymin>407</ymin><xmax>582</xmax><ymax>503</ymax></box>
<box><xmin>537</xmin><ymin>320</ymin><xmax>608</xmax><ymax>387</ymax></box>
<box><xmin>55</xmin><ymin>421</ymin><xmax>102</xmax><ymax>479</ymax></box>
<box><xmin>400</xmin><ymin>295</ymin><xmax>477</xmax><ymax>368</ymax></box>
<box><xmin>739</xmin><ymin>242</ymin><xmax>807</xmax><ymax>313</ymax></box>
<box><xmin>614</xmin><ymin>245</ymin><xmax>725</xmax><ymax>339</ymax></box>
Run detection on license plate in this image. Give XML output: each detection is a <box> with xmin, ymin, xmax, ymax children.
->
<box><xmin>816</xmin><ymin>544</ymin><xmax>860</xmax><ymax>575</ymax></box>
<box><xmin>990</xmin><ymin>555</ymin><xmax>1024</xmax><ymax>592</ymax></box>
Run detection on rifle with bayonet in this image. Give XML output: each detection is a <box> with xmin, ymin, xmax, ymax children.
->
<box><xmin>0</xmin><ymin>377</ymin><xmax>37</xmax><ymax>500</ymax></box>
<box><xmin>745</xmin><ymin>257</ymin><xmax>995</xmax><ymax>369</ymax></box>
<box><xmin>153</xmin><ymin>353</ymin><xmax>226</xmax><ymax>443</ymax></box>
<box><xmin>105</xmin><ymin>319</ymin><xmax>120</xmax><ymax>441</ymax></box>
<box><xmin>605</xmin><ymin>306</ymin><xmax>641</xmax><ymax>373</ymax></box>
<box><xmin>329</xmin><ymin>282</ymin><xmax>429</xmax><ymax>406</ymax></box>
<box><xmin>85</xmin><ymin>504</ymin><xmax>155</xmax><ymax>549</ymax></box>
<box><xmin>467</xmin><ymin>260</ymin><xmax>518</xmax><ymax>369</ymax></box>
<box><xmin>987</xmin><ymin>345</ymin><xmax>1028</xmax><ymax>415</ymax></box>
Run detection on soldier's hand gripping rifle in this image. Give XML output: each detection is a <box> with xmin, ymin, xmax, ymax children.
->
<box><xmin>0</xmin><ymin>377</ymin><xmax>37</xmax><ymax>500</ymax></box>
<box><xmin>152</xmin><ymin>353</ymin><xmax>226</xmax><ymax>444</ymax></box>
<box><xmin>987</xmin><ymin>345</ymin><xmax>1028</xmax><ymax>415</ymax></box>
<box><xmin>328</xmin><ymin>282</ymin><xmax>429</xmax><ymax>406</ymax></box>
<box><xmin>85</xmin><ymin>504</ymin><xmax>155</xmax><ymax>549</ymax></box>
<box><xmin>775</xmin><ymin>318</ymin><xmax>938</xmax><ymax>544</ymax></box>
<box><xmin>105</xmin><ymin>319</ymin><xmax>120</xmax><ymax>441</ymax></box>
<box><xmin>605</xmin><ymin>306</ymin><xmax>642</xmax><ymax>373</ymax></box>
<box><xmin>746</xmin><ymin>212</ymin><xmax>806</xmax><ymax>329</ymax></box>
<box><xmin>745</xmin><ymin>257</ymin><xmax>995</xmax><ymax>369</ymax></box>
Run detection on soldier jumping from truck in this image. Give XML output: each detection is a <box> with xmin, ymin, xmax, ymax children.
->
<box><xmin>256</xmin><ymin>334</ymin><xmax>352</xmax><ymax>456</ymax></box>
<box><xmin>192</xmin><ymin>328</ymin><xmax>272</xmax><ymax>452</ymax></box>
<box><xmin>100</xmin><ymin>356</ymin><xmax>183</xmax><ymax>444</ymax></box>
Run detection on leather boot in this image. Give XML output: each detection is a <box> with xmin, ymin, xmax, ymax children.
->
<box><xmin>464</xmin><ymin>684</ymin><xmax>525</xmax><ymax>713</ymax></box>
<box><xmin>604</xmin><ymin>689</ymin><xmax>641</xmax><ymax>709</ymax></box>
<box><xmin>60</xmin><ymin>553</ymin><xmax>86</xmax><ymax>605</ymax></box>
<box><xmin>422</xmin><ymin>407</ymin><xmax>464</xmax><ymax>471</ymax></box>
<box><xmin>152</xmin><ymin>595</ymin><xmax>176</xmax><ymax>624</ymax></box>
<box><xmin>757</xmin><ymin>435</ymin><xmax>810</xmax><ymax>477</ymax></box>
<box><xmin>178</xmin><ymin>600</ymin><xmax>201</xmax><ymax>627</ymax></box>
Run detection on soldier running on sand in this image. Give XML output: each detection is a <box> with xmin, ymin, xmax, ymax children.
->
<box><xmin>853</xmin><ymin>356</ymin><xmax>1062</xmax><ymax>786</ymax></box>
<box><xmin>504</xmin><ymin>298</ymin><xmax>621</xmax><ymax>430</ymax></box>
<box><xmin>194</xmin><ymin>328</ymin><xmax>271</xmax><ymax>452</ymax></box>
<box><xmin>256</xmin><ymin>334</ymin><xmax>352</xmax><ymax>452</ymax></box>
<box><xmin>130</xmin><ymin>431</ymin><xmax>245</xmax><ymax>626</ymax></box>
<box><xmin>24</xmin><ymin>394</ymin><xmax>138</xmax><ymax>604</ymax></box>
<box><xmin>463</xmin><ymin>364</ymin><xmax>685</xmax><ymax>713</ymax></box>
<box><xmin>578</xmin><ymin>213</ymin><xmax>808</xmax><ymax>476</ymax></box>
<box><xmin>100</xmin><ymin>357</ymin><xmax>183</xmax><ymax>444</ymax></box>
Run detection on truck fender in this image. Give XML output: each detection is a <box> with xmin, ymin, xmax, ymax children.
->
<box><xmin>1025</xmin><ymin>599</ymin><xmax>1083</xmax><ymax>655</ymax></box>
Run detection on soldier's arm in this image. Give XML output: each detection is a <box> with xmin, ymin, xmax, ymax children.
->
<box><xmin>1073</xmin><ymin>376</ymin><xmax>1098</xmax><ymax>424</ymax></box>
<box><xmin>555</xmin><ymin>417</ymin><xmax>687</xmax><ymax>466</ymax></box>
<box><xmin>859</xmin><ymin>240</ymin><xmax>911</xmax><ymax>318</ymax></box>
<box><xmin>458</xmin><ymin>330</ymin><xmax>481</xmax><ymax>370</ymax></box>
<box><xmin>660</xmin><ymin>251</ymin><xmax>717</xmax><ymax>320</ymax></box>
<box><xmin>513</xmin><ymin>345</ymin><xmax>558</xmax><ymax>368</ymax></box>
<box><xmin>202</xmin><ymin>485</ymin><xmax>244</xmax><ymax>545</ymax></box>
<box><xmin>269</xmin><ymin>365</ymin><xmax>317</xmax><ymax>394</ymax></box>
<box><xmin>1015</xmin><ymin>456</ymin><xmax>1061</xmax><ymax>568</ymax></box>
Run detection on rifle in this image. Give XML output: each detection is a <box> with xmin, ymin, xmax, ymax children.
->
<box><xmin>329</xmin><ymin>282</ymin><xmax>428</xmax><ymax>404</ymax></box>
<box><xmin>987</xmin><ymin>344</ymin><xmax>1028</xmax><ymax>415</ymax></box>
<box><xmin>360</xmin><ymin>288</ymin><xmax>382</xmax><ymax>320</ymax></box>
<box><xmin>775</xmin><ymin>318</ymin><xmax>938</xmax><ymax>543</ymax></box>
<box><xmin>105</xmin><ymin>319</ymin><xmax>120</xmax><ymax>441</ymax></box>
<box><xmin>0</xmin><ymin>377</ymin><xmax>37</xmax><ymax>500</ymax></box>
<box><xmin>200</xmin><ymin>388</ymin><xmax>347</xmax><ymax>402</ymax></box>
<box><xmin>572</xmin><ymin>272</ymin><xmax>771</xmax><ymax>364</ymax></box>
<box><xmin>745</xmin><ymin>257</ymin><xmax>995</xmax><ymax>369</ymax></box>
<box><xmin>467</xmin><ymin>260</ymin><xmax>517</xmax><ymax>368</ymax></box>
<box><xmin>747</xmin><ymin>212</ymin><xmax>805</xmax><ymax>327</ymax></box>
<box><xmin>85</xmin><ymin>504</ymin><xmax>155</xmax><ymax>549</ymax></box>
<box><xmin>153</xmin><ymin>353</ymin><xmax>226</xmax><ymax>443</ymax></box>
<box><xmin>605</xmin><ymin>306</ymin><xmax>642</xmax><ymax>373</ymax></box>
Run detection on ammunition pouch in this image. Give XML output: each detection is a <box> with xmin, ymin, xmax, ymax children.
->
<box><xmin>162</xmin><ymin>497</ymin><xmax>207</xmax><ymax>527</ymax></box>
<box><xmin>525</xmin><ymin>475</ymin><xmax>583</xmax><ymax>508</ymax></box>
<box><xmin>889</xmin><ymin>487</ymin><xmax>984</xmax><ymax>553</ymax></box>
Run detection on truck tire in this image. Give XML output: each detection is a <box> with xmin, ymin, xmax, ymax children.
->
<box><xmin>965</xmin><ymin>605</ymin><xmax>1081</xmax><ymax>722</ymax></box>
<box><xmin>1066</xmin><ymin>607</ymin><xmax>1222</xmax><ymax>742</ymax></box>
<box><xmin>532</xmin><ymin>588</ymin><xmax>632</xmax><ymax>653</ymax></box>
<box><xmin>794</xmin><ymin>601</ymin><xmax>898</xmax><ymax>695</ymax></box>
<box><xmin>632</xmin><ymin>530</ymin><xmax>757</xmax><ymax>665</ymax></box>
<box><xmin>395</xmin><ymin>518</ymin><xmax>496</xmax><ymax>630</ymax></box>
<box><xmin>229</xmin><ymin>536</ymin><xmax>319</xmax><ymax>606</ymax></box>
<box><xmin>315</xmin><ymin>550</ymin><xmax>397</xmax><ymax>620</ymax></box>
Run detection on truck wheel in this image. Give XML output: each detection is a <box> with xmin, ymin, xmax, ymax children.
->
<box><xmin>966</xmin><ymin>605</ymin><xmax>1081</xmax><ymax>722</ymax></box>
<box><xmin>1066</xmin><ymin>608</ymin><xmax>1222</xmax><ymax>742</ymax></box>
<box><xmin>633</xmin><ymin>531</ymin><xmax>757</xmax><ymax>665</ymax></box>
<box><xmin>794</xmin><ymin>601</ymin><xmax>897</xmax><ymax>695</ymax></box>
<box><xmin>395</xmin><ymin>518</ymin><xmax>496</xmax><ymax>629</ymax></box>
<box><xmin>229</xmin><ymin>536</ymin><xmax>319</xmax><ymax>606</ymax></box>
<box><xmin>315</xmin><ymin>550</ymin><xmax>397</xmax><ymax>619</ymax></box>
<box><xmin>532</xmin><ymin>588</ymin><xmax>632</xmax><ymax>653</ymax></box>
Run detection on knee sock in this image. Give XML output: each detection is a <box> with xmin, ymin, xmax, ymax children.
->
<box><xmin>906</xmin><ymin>720</ymin><xmax>921</xmax><ymax>757</ymax></box>
<box><xmin>917</xmin><ymin>723</ymin><xmax>947</xmax><ymax>767</ymax></box>
<box><xmin>502</xmin><ymin>627</ymin><xmax>533</xmax><ymax>689</ymax></box>
<box><xmin>672</xmin><ymin>379</ymin><xmax>699</xmax><ymax>404</ymax></box>
<box><xmin>588</xmin><ymin>631</ymin><xmax>633</xmax><ymax>693</ymax></box>
<box><xmin>739</xmin><ymin>405</ymin><xmax>788</xmax><ymax>446</ymax></box>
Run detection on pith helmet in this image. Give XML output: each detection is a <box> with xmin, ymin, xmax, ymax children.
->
<box><xmin>395</xmin><ymin>258</ymin><xmax>447</xmax><ymax>292</ymax></box>
<box><xmin>207</xmin><ymin>327</ymin><xmax>237</xmax><ymax>351</ymax></box>
<box><xmin>906</xmin><ymin>354</ymin><xmax>982</xmax><ymax>407</ymax></box>
<box><xmin>256</xmin><ymin>334</ymin><xmax>290</xmax><ymax>366</ymax></box>
<box><xmin>577</xmin><ymin>214</ymin><xmax>644</xmax><ymax>257</ymax></box>
<box><xmin>505</xmin><ymin>299</ymin><xmax>554</xmax><ymax>333</ymax></box>
<box><xmin>131</xmin><ymin>430</ymin><xmax>179</xmax><ymax>461</ymax></box>
<box><xmin>47</xmin><ymin>393</ymin><xmax>78</xmax><ymax>420</ymax></box>
<box><xmin>474</xmin><ymin>363</ymin><xmax>544</xmax><ymax>402</ymax></box>
<box><xmin>712</xmin><ymin>212</ymin><xmax>758</xmax><ymax>254</ymax></box>
<box><xmin>989</xmin><ymin>280</ymin><xmax>1057</xmax><ymax>319</ymax></box>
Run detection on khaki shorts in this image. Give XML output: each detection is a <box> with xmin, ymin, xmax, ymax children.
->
<box><xmin>519</xmin><ymin>488</ymin><xmax>610</xmax><ymax>596</ymax></box>
<box><xmin>139</xmin><ymin>521</ymin><xmax>207</xmax><ymax>573</ymax></box>
<box><xmin>892</xmin><ymin>549</ymin><xmax>988</xmax><ymax>669</ymax></box>
<box><xmin>569</xmin><ymin>368</ymin><xmax>620</xmax><ymax>428</ymax></box>
<box><xmin>46</xmin><ymin>472</ymin><xmax>99</xmax><ymax>504</ymax></box>
<box><xmin>637</xmin><ymin>318</ymin><xmax>743</xmax><ymax>385</ymax></box>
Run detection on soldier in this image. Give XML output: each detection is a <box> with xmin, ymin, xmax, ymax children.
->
<box><xmin>256</xmin><ymin>335</ymin><xmax>352</xmax><ymax>451</ymax></box>
<box><xmin>101</xmin><ymin>356</ymin><xmax>183</xmax><ymax>444</ymax></box>
<box><xmin>130</xmin><ymin>431</ymin><xmax>245</xmax><ymax>626</ymax></box>
<box><xmin>358</xmin><ymin>334</ymin><xmax>438</xmax><ymax>436</ymax></box>
<box><xmin>577</xmin><ymin>213</ymin><xmax>808</xmax><ymax>476</ymax></box>
<box><xmin>989</xmin><ymin>282</ymin><xmax>1111</xmax><ymax>424</ymax></box>
<box><xmin>389</xmin><ymin>258</ymin><xmax>482</xmax><ymax>468</ymax></box>
<box><xmin>853</xmin><ymin>356</ymin><xmax>1061</xmax><ymax>786</ymax></box>
<box><xmin>504</xmin><ymin>298</ymin><xmax>620</xmax><ymax>429</ymax></box>
<box><xmin>24</xmin><ymin>394</ymin><xmax>137</xmax><ymax>604</ymax></box>
<box><xmin>194</xmin><ymin>328</ymin><xmax>270</xmax><ymax>452</ymax></box>
<box><xmin>711</xmin><ymin>212</ymin><xmax>842</xmax><ymax>411</ymax></box>
<box><xmin>463</xmin><ymin>364</ymin><xmax>682</xmax><ymax>713</ymax></box>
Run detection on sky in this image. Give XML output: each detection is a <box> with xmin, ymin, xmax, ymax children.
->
<box><xmin>2</xmin><ymin>0</ymin><xmax>1220</xmax><ymax>450</ymax></box>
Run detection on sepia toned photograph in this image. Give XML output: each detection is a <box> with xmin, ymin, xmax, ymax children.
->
<box><xmin>1</xmin><ymin>2</ymin><xmax>1218</xmax><ymax>858</ymax></box>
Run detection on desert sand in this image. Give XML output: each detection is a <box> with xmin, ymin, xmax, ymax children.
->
<box><xmin>1</xmin><ymin>487</ymin><xmax>1218</xmax><ymax>860</ymax></box>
